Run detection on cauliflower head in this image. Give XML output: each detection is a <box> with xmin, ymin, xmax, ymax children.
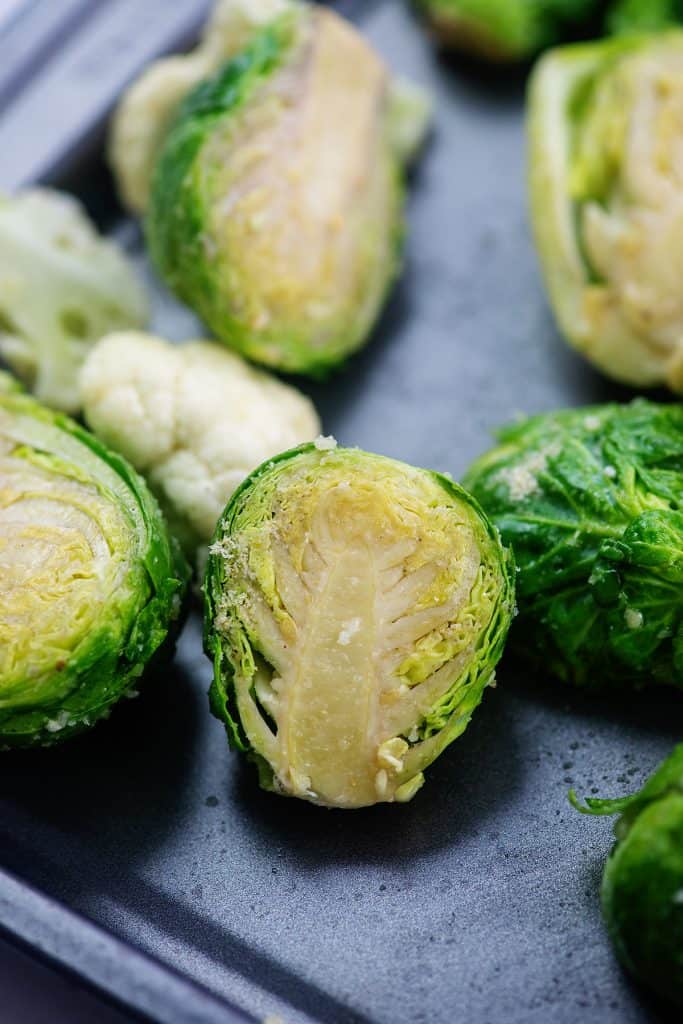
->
<box><xmin>80</xmin><ymin>331</ymin><xmax>321</xmax><ymax>560</ymax></box>
<box><xmin>0</xmin><ymin>189</ymin><xmax>148</xmax><ymax>413</ymax></box>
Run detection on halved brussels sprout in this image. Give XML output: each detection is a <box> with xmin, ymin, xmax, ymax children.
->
<box><xmin>0</xmin><ymin>388</ymin><xmax>189</xmax><ymax>747</ymax></box>
<box><xmin>80</xmin><ymin>331</ymin><xmax>320</xmax><ymax>563</ymax></box>
<box><xmin>205</xmin><ymin>443</ymin><xmax>514</xmax><ymax>808</ymax></box>
<box><xmin>529</xmin><ymin>32</ymin><xmax>683</xmax><ymax>393</ymax></box>
<box><xmin>464</xmin><ymin>400</ymin><xmax>683</xmax><ymax>690</ymax></box>
<box><xmin>415</xmin><ymin>1</ymin><xmax>600</xmax><ymax>61</ymax></box>
<box><xmin>145</xmin><ymin>1</ymin><xmax>430</xmax><ymax>375</ymax></box>
<box><xmin>110</xmin><ymin>0</ymin><xmax>295</xmax><ymax>215</ymax></box>
<box><xmin>572</xmin><ymin>745</ymin><xmax>683</xmax><ymax>1006</ymax></box>
<box><xmin>0</xmin><ymin>189</ymin><xmax>148</xmax><ymax>413</ymax></box>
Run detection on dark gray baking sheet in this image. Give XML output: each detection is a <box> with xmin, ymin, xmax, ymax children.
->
<box><xmin>0</xmin><ymin>2</ymin><xmax>681</xmax><ymax>1023</ymax></box>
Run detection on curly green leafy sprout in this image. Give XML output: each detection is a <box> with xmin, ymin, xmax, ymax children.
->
<box><xmin>463</xmin><ymin>400</ymin><xmax>683</xmax><ymax>690</ymax></box>
<box><xmin>0</xmin><ymin>388</ymin><xmax>189</xmax><ymax>748</ymax></box>
<box><xmin>571</xmin><ymin>744</ymin><xmax>683</xmax><ymax>1006</ymax></box>
<box><xmin>529</xmin><ymin>32</ymin><xmax>683</xmax><ymax>393</ymax></box>
<box><xmin>204</xmin><ymin>442</ymin><xmax>514</xmax><ymax>808</ymax></box>
<box><xmin>80</xmin><ymin>331</ymin><xmax>320</xmax><ymax>564</ymax></box>
<box><xmin>0</xmin><ymin>189</ymin><xmax>148</xmax><ymax>413</ymax></box>
<box><xmin>143</xmin><ymin>0</ymin><xmax>431</xmax><ymax>376</ymax></box>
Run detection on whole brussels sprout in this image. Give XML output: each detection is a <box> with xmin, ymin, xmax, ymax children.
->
<box><xmin>0</xmin><ymin>189</ymin><xmax>148</xmax><ymax>413</ymax></box>
<box><xmin>529</xmin><ymin>33</ymin><xmax>683</xmax><ymax>393</ymax></box>
<box><xmin>572</xmin><ymin>745</ymin><xmax>683</xmax><ymax>1006</ymax></box>
<box><xmin>204</xmin><ymin>442</ymin><xmax>514</xmax><ymax>808</ymax></box>
<box><xmin>80</xmin><ymin>331</ymin><xmax>320</xmax><ymax>564</ymax></box>
<box><xmin>415</xmin><ymin>0</ymin><xmax>600</xmax><ymax>61</ymax></box>
<box><xmin>463</xmin><ymin>400</ymin><xmax>683</xmax><ymax>690</ymax></box>
<box><xmin>0</xmin><ymin>388</ymin><xmax>189</xmax><ymax>747</ymax></box>
<box><xmin>415</xmin><ymin>1</ymin><xmax>683</xmax><ymax>61</ymax></box>
<box><xmin>607</xmin><ymin>0</ymin><xmax>683</xmax><ymax>34</ymax></box>
<box><xmin>145</xmin><ymin>0</ymin><xmax>431</xmax><ymax>376</ymax></box>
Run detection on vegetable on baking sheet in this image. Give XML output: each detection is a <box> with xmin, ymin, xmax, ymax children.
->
<box><xmin>205</xmin><ymin>442</ymin><xmax>514</xmax><ymax>808</ymax></box>
<box><xmin>0</xmin><ymin>387</ymin><xmax>189</xmax><ymax>747</ymax></box>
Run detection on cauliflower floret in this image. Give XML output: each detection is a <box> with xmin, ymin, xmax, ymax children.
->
<box><xmin>109</xmin><ymin>0</ymin><xmax>295</xmax><ymax>214</ymax></box>
<box><xmin>0</xmin><ymin>189</ymin><xmax>148</xmax><ymax>413</ymax></box>
<box><xmin>80</xmin><ymin>331</ymin><xmax>321</xmax><ymax>561</ymax></box>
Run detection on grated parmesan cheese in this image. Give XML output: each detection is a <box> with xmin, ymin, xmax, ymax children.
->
<box><xmin>337</xmin><ymin>617</ymin><xmax>361</xmax><ymax>645</ymax></box>
<box><xmin>314</xmin><ymin>435</ymin><xmax>337</xmax><ymax>451</ymax></box>
<box><xmin>625</xmin><ymin>608</ymin><xmax>644</xmax><ymax>630</ymax></box>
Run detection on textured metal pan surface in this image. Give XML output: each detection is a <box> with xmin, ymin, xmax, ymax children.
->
<box><xmin>0</xmin><ymin>2</ymin><xmax>681</xmax><ymax>1023</ymax></box>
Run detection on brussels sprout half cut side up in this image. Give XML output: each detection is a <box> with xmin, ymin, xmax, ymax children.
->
<box><xmin>204</xmin><ymin>443</ymin><xmax>514</xmax><ymax>808</ymax></box>
<box><xmin>0</xmin><ymin>389</ymin><xmax>189</xmax><ymax>747</ymax></box>
<box><xmin>147</xmin><ymin>3</ymin><xmax>430</xmax><ymax>376</ymax></box>
<box><xmin>572</xmin><ymin>744</ymin><xmax>683</xmax><ymax>1007</ymax></box>
<box><xmin>528</xmin><ymin>32</ymin><xmax>683</xmax><ymax>393</ymax></box>
<box><xmin>464</xmin><ymin>400</ymin><xmax>683</xmax><ymax>691</ymax></box>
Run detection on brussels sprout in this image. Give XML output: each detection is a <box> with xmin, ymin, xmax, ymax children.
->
<box><xmin>110</xmin><ymin>0</ymin><xmax>295</xmax><ymax>214</ymax></box>
<box><xmin>0</xmin><ymin>189</ymin><xmax>148</xmax><ymax>413</ymax></box>
<box><xmin>571</xmin><ymin>745</ymin><xmax>683</xmax><ymax>1006</ymax></box>
<box><xmin>415</xmin><ymin>2</ymin><xmax>683</xmax><ymax>60</ymax></box>
<box><xmin>415</xmin><ymin>1</ymin><xmax>601</xmax><ymax>61</ymax></box>
<box><xmin>607</xmin><ymin>0</ymin><xmax>683</xmax><ymax>35</ymax></box>
<box><xmin>145</xmin><ymin>1</ymin><xmax>430</xmax><ymax>376</ymax></box>
<box><xmin>529</xmin><ymin>33</ymin><xmax>683</xmax><ymax>393</ymax></box>
<box><xmin>0</xmin><ymin>388</ymin><xmax>189</xmax><ymax>747</ymax></box>
<box><xmin>204</xmin><ymin>443</ymin><xmax>514</xmax><ymax>808</ymax></box>
<box><xmin>463</xmin><ymin>400</ymin><xmax>683</xmax><ymax>690</ymax></box>
<box><xmin>80</xmin><ymin>331</ymin><xmax>320</xmax><ymax>563</ymax></box>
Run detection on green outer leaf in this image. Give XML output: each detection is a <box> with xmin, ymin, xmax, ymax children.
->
<box><xmin>527</xmin><ymin>33</ymin><xmax>643</xmax><ymax>349</ymax></box>
<box><xmin>464</xmin><ymin>399</ymin><xmax>683</xmax><ymax>690</ymax></box>
<box><xmin>571</xmin><ymin>743</ymin><xmax>683</xmax><ymax>822</ymax></box>
<box><xmin>147</xmin><ymin>15</ymin><xmax>299</xmax><ymax>346</ymax></box>
<box><xmin>204</xmin><ymin>443</ymin><xmax>515</xmax><ymax>798</ymax></box>
<box><xmin>0</xmin><ymin>390</ymin><xmax>190</xmax><ymax>748</ymax></box>
<box><xmin>572</xmin><ymin>745</ymin><xmax>683</xmax><ymax>1005</ymax></box>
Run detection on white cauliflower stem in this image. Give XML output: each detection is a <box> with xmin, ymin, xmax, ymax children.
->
<box><xmin>80</xmin><ymin>331</ymin><xmax>321</xmax><ymax>559</ymax></box>
<box><xmin>0</xmin><ymin>189</ymin><xmax>148</xmax><ymax>412</ymax></box>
